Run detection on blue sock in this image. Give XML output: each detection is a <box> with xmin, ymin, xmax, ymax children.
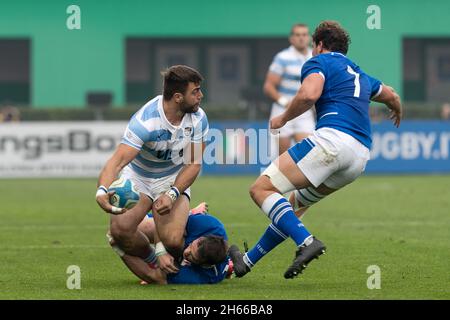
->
<box><xmin>261</xmin><ymin>193</ymin><xmax>312</xmax><ymax>247</ymax></box>
<box><xmin>245</xmin><ymin>224</ymin><xmax>287</xmax><ymax>267</ymax></box>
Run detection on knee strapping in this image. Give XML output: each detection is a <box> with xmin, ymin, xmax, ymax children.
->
<box><xmin>261</xmin><ymin>163</ymin><xmax>295</xmax><ymax>194</ymax></box>
<box><xmin>295</xmin><ymin>187</ymin><xmax>327</xmax><ymax>207</ymax></box>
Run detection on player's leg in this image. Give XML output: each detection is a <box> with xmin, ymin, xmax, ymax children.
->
<box><xmin>289</xmin><ymin>192</ymin><xmax>309</xmax><ymax>218</ymax></box>
<box><xmin>270</xmin><ymin>104</ymin><xmax>294</xmax><ymax>156</ymax></box>
<box><xmin>231</xmin><ymin>147</ymin><xmax>319</xmax><ymax>277</ymax></box>
<box><xmin>282</xmin><ymin>131</ymin><xmax>370</xmax><ymax>278</ymax></box>
<box><xmin>152</xmin><ymin>193</ymin><xmax>190</xmax><ymax>258</ymax></box>
<box><xmin>137</xmin><ymin>215</ymin><xmax>156</xmax><ymax>244</ymax></box>
<box><xmin>292</xmin><ymin>184</ymin><xmax>337</xmax><ymax>217</ymax></box>
<box><xmin>106</xmin><ymin>227</ymin><xmax>160</xmax><ymax>282</ymax></box>
<box><xmin>109</xmin><ymin>193</ymin><xmax>154</xmax><ymax>258</ymax></box>
<box><xmin>293</xmin><ymin>132</ymin><xmax>309</xmax><ymax>143</ymax></box>
<box><xmin>286</xmin><ymin>111</ymin><xmax>315</xmax><ymax>203</ymax></box>
<box><xmin>277</xmin><ymin>136</ymin><xmax>292</xmax><ymax>155</ymax></box>
<box><xmin>231</xmin><ymin>183</ymin><xmax>335</xmax><ymax>277</ymax></box>
<box><xmin>292</xmin><ymin>108</ymin><xmax>316</xmax><ymax>143</ymax></box>
<box><xmin>120</xmin><ymin>253</ymin><xmax>167</xmax><ymax>285</ymax></box>
<box><xmin>231</xmin><ymin>135</ymin><xmax>336</xmax><ymax>278</ymax></box>
<box><xmin>139</xmin><ymin>201</ymin><xmax>207</xmax><ymax>243</ymax></box>
<box><xmin>190</xmin><ymin>201</ymin><xmax>209</xmax><ymax>215</ymax></box>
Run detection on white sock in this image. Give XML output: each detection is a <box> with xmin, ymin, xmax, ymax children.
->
<box><xmin>261</xmin><ymin>193</ymin><xmax>284</xmax><ymax>216</ymax></box>
<box><xmin>299</xmin><ymin>235</ymin><xmax>314</xmax><ymax>247</ymax></box>
<box><xmin>243</xmin><ymin>253</ymin><xmax>254</xmax><ymax>269</ymax></box>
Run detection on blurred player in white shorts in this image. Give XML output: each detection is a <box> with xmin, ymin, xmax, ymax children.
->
<box><xmin>264</xmin><ymin>23</ymin><xmax>316</xmax><ymax>156</ymax></box>
<box><xmin>95</xmin><ymin>65</ymin><xmax>208</xmax><ymax>275</ymax></box>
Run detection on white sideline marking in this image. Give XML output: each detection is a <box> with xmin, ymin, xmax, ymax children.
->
<box><xmin>0</xmin><ymin>225</ymin><xmax>106</xmax><ymax>230</ymax></box>
<box><xmin>0</xmin><ymin>223</ymin><xmax>251</xmax><ymax>230</ymax></box>
<box><xmin>1</xmin><ymin>244</ymin><xmax>108</xmax><ymax>250</ymax></box>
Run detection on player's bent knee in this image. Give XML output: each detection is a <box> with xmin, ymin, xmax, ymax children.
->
<box><xmin>249</xmin><ymin>178</ymin><xmax>273</xmax><ymax>202</ymax></box>
<box><xmin>110</xmin><ymin>221</ymin><xmax>135</xmax><ymax>241</ymax></box>
<box><xmin>109</xmin><ymin>224</ymin><xmax>124</xmax><ymax>242</ymax></box>
<box><xmin>165</xmin><ymin>241</ymin><xmax>184</xmax><ymax>257</ymax></box>
<box><xmin>106</xmin><ymin>231</ymin><xmax>126</xmax><ymax>257</ymax></box>
<box><xmin>248</xmin><ymin>182</ymin><xmax>260</xmax><ymax>201</ymax></box>
<box><xmin>159</xmin><ymin>233</ymin><xmax>184</xmax><ymax>255</ymax></box>
<box><xmin>249</xmin><ymin>174</ymin><xmax>284</xmax><ymax>205</ymax></box>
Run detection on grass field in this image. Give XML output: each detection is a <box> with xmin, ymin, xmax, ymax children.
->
<box><xmin>1</xmin><ymin>175</ymin><xmax>449</xmax><ymax>300</ymax></box>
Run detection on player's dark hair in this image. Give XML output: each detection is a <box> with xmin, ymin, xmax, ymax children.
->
<box><xmin>196</xmin><ymin>235</ymin><xmax>228</xmax><ymax>266</ymax></box>
<box><xmin>290</xmin><ymin>23</ymin><xmax>308</xmax><ymax>35</ymax></box>
<box><xmin>312</xmin><ymin>20</ymin><xmax>351</xmax><ymax>54</ymax></box>
<box><xmin>161</xmin><ymin>65</ymin><xmax>203</xmax><ymax>101</ymax></box>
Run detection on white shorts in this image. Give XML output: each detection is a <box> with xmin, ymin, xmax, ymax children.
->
<box><xmin>288</xmin><ymin>127</ymin><xmax>370</xmax><ymax>189</ymax></box>
<box><xmin>270</xmin><ymin>103</ymin><xmax>316</xmax><ymax>138</ymax></box>
<box><xmin>120</xmin><ymin>165</ymin><xmax>191</xmax><ymax>201</ymax></box>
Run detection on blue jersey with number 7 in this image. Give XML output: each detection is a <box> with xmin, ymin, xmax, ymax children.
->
<box><xmin>300</xmin><ymin>52</ymin><xmax>382</xmax><ymax>149</ymax></box>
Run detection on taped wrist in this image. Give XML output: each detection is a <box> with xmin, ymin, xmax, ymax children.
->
<box><xmin>96</xmin><ymin>185</ymin><xmax>108</xmax><ymax>198</ymax></box>
<box><xmin>277</xmin><ymin>96</ymin><xmax>289</xmax><ymax>108</ymax></box>
<box><xmin>165</xmin><ymin>186</ymin><xmax>180</xmax><ymax>203</ymax></box>
<box><xmin>155</xmin><ymin>242</ymin><xmax>167</xmax><ymax>257</ymax></box>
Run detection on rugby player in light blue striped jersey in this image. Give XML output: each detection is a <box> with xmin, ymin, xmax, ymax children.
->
<box><xmin>264</xmin><ymin>23</ymin><xmax>316</xmax><ymax>155</ymax></box>
<box><xmin>96</xmin><ymin>65</ymin><xmax>208</xmax><ymax>275</ymax></box>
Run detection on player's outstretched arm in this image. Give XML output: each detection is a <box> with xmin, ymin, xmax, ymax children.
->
<box><xmin>270</xmin><ymin>73</ymin><xmax>324</xmax><ymax>130</ymax></box>
<box><xmin>372</xmin><ymin>85</ymin><xmax>403</xmax><ymax>128</ymax></box>
<box><xmin>96</xmin><ymin>144</ymin><xmax>140</xmax><ymax>214</ymax></box>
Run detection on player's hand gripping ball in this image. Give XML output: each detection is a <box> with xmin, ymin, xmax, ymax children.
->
<box><xmin>108</xmin><ymin>177</ymin><xmax>140</xmax><ymax>209</ymax></box>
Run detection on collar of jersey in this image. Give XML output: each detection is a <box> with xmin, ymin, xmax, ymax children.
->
<box><xmin>157</xmin><ymin>95</ymin><xmax>187</xmax><ymax>134</ymax></box>
<box><xmin>289</xmin><ymin>45</ymin><xmax>312</xmax><ymax>60</ymax></box>
<box><xmin>329</xmin><ymin>52</ymin><xmax>347</xmax><ymax>58</ymax></box>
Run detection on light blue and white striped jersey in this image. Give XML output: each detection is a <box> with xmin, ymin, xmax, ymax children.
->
<box><xmin>269</xmin><ymin>45</ymin><xmax>312</xmax><ymax>102</ymax></box>
<box><xmin>121</xmin><ymin>95</ymin><xmax>209</xmax><ymax>179</ymax></box>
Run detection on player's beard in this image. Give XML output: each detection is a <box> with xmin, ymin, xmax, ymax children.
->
<box><xmin>180</xmin><ymin>100</ymin><xmax>200</xmax><ymax>114</ymax></box>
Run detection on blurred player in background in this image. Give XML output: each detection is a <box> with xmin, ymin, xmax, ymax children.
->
<box><xmin>264</xmin><ymin>23</ymin><xmax>315</xmax><ymax>156</ymax></box>
<box><xmin>108</xmin><ymin>202</ymin><xmax>232</xmax><ymax>285</ymax></box>
<box><xmin>230</xmin><ymin>21</ymin><xmax>402</xmax><ymax>279</ymax></box>
<box><xmin>96</xmin><ymin>65</ymin><xmax>208</xmax><ymax>275</ymax></box>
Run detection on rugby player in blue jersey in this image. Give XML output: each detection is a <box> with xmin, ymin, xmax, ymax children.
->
<box><xmin>96</xmin><ymin>65</ymin><xmax>209</xmax><ymax>274</ymax></box>
<box><xmin>108</xmin><ymin>203</ymin><xmax>232</xmax><ymax>285</ymax></box>
<box><xmin>229</xmin><ymin>21</ymin><xmax>402</xmax><ymax>279</ymax></box>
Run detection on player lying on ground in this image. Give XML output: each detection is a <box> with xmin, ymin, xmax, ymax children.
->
<box><xmin>108</xmin><ymin>202</ymin><xmax>233</xmax><ymax>284</ymax></box>
<box><xmin>229</xmin><ymin>20</ymin><xmax>402</xmax><ymax>279</ymax></box>
<box><xmin>95</xmin><ymin>65</ymin><xmax>208</xmax><ymax>274</ymax></box>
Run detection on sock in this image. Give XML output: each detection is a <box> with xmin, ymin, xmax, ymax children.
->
<box><xmin>261</xmin><ymin>193</ymin><xmax>312</xmax><ymax>247</ymax></box>
<box><xmin>245</xmin><ymin>224</ymin><xmax>288</xmax><ymax>268</ymax></box>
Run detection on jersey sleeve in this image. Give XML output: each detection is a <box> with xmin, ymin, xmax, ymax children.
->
<box><xmin>121</xmin><ymin>114</ymin><xmax>150</xmax><ymax>150</ymax></box>
<box><xmin>186</xmin><ymin>214</ymin><xmax>228</xmax><ymax>242</ymax></box>
<box><xmin>268</xmin><ymin>54</ymin><xmax>285</xmax><ymax>76</ymax></box>
<box><xmin>192</xmin><ymin>110</ymin><xmax>209</xmax><ymax>143</ymax></box>
<box><xmin>366</xmin><ymin>74</ymin><xmax>383</xmax><ymax>98</ymax></box>
<box><xmin>300</xmin><ymin>57</ymin><xmax>326</xmax><ymax>82</ymax></box>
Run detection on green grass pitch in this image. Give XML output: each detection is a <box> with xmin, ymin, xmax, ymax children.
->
<box><xmin>1</xmin><ymin>175</ymin><xmax>449</xmax><ymax>299</ymax></box>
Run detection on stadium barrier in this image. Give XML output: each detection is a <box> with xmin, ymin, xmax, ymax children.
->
<box><xmin>0</xmin><ymin>122</ymin><xmax>125</xmax><ymax>178</ymax></box>
<box><xmin>0</xmin><ymin>121</ymin><xmax>449</xmax><ymax>178</ymax></box>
